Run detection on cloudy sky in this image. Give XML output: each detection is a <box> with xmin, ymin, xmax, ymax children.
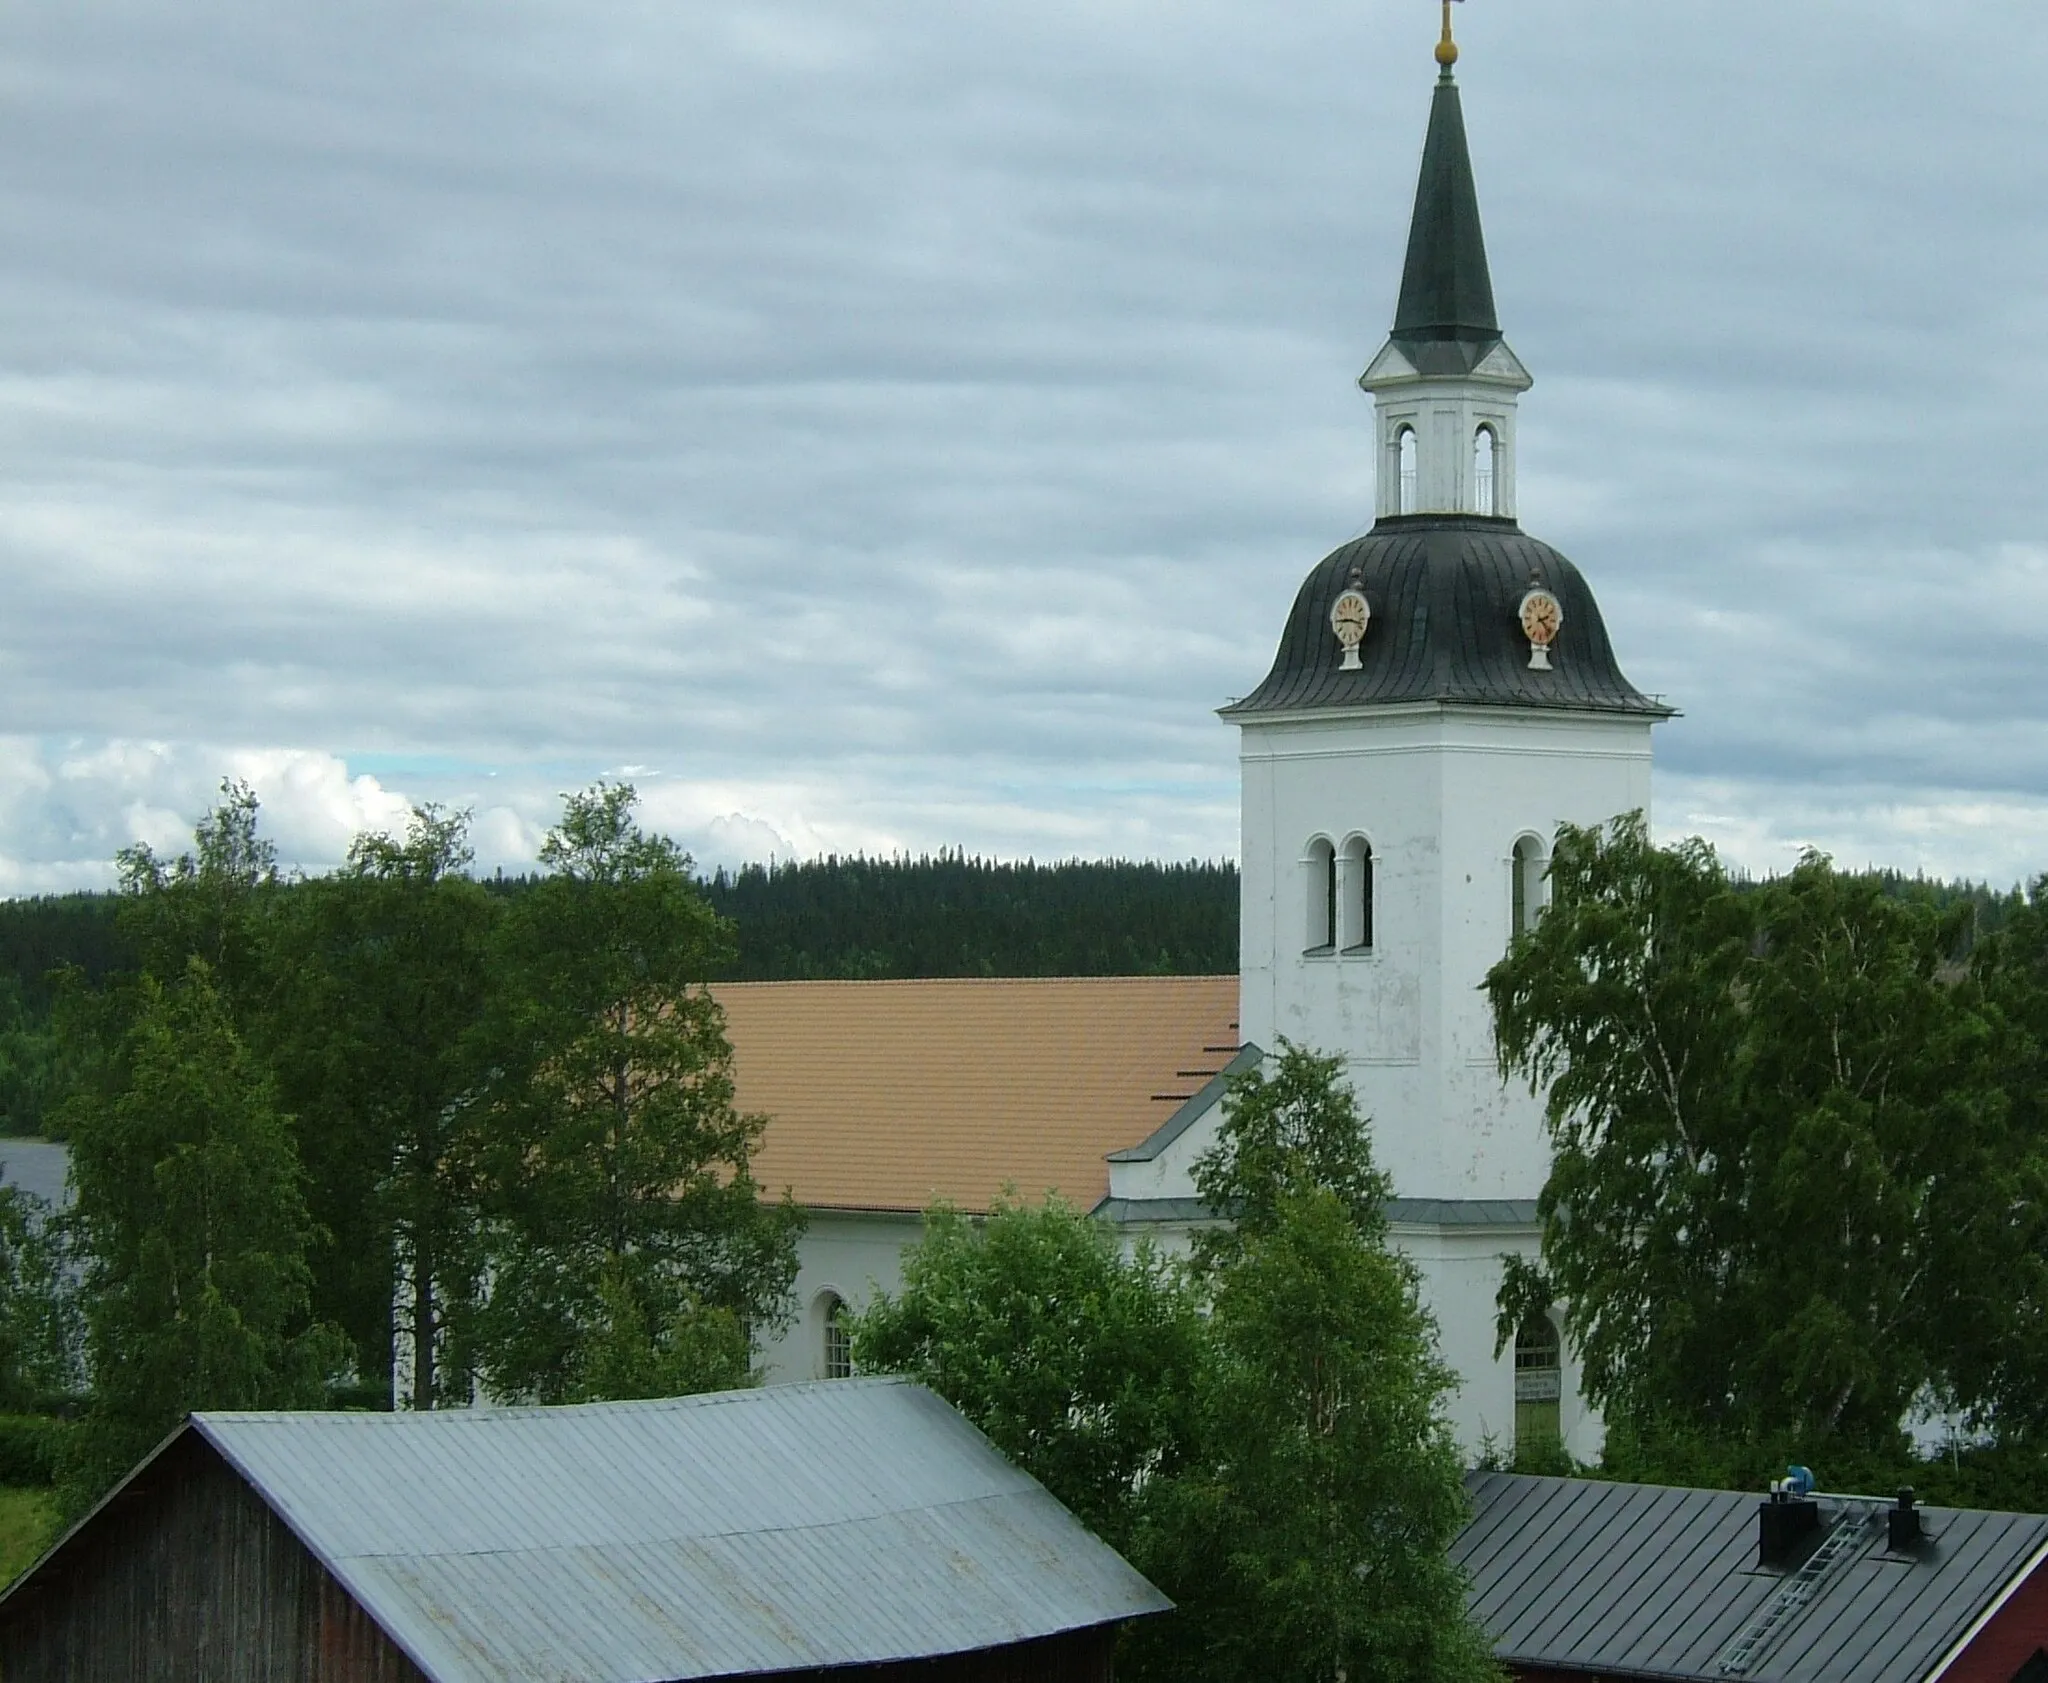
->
<box><xmin>0</xmin><ymin>0</ymin><xmax>2043</xmax><ymax>891</ymax></box>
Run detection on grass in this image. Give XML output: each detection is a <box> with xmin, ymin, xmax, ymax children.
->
<box><xmin>0</xmin><ymin>1486</ymin><xmax>58</xmax><ymax>1585</ymax></box>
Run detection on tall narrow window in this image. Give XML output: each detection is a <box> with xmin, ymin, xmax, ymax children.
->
<box><xmin>1514</xmin><ymin>1316</ymin><xmax>1563</xmax><ymax>1456</ymax></box>
<box><xmin>1306</xmin><ymin>838</ymin><xmax>1337</xmax><ymax>951</ymax></box>
<box><xmin>1341</xmin><ymin>835</ymin><xmax>1375</xmax><ymax>952</ymax></box>
<box><xmin>1398</xmin><ymin>427</ymin><xmax>1418</xmax><ymax>515</ymax></box>
<box><xmin>1511</xmin><ymin>836</ymin><xmax>1546</xmax><ymax>938</ymax></box>
<box><xmin>1474</xmin><ymin>426</ymin><xmax>1498</xmax><ymax>517</ymax></box>
<box><xmin>822</xmin><ymin>1293</ymin><xmax>852</xmax><ymax>1379</ymax></box>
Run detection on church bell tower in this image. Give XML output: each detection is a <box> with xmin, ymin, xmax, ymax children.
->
<box><xmin>1227</xmin><ymin>15</ymin><xmax>1672</xmax><ymax>1458</ymax></box>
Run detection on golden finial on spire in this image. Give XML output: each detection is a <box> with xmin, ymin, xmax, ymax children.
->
<box><xmin>1436</xmin><ymin>0</ymin><xmax>1461</xmax><ymax>69</ymax></box>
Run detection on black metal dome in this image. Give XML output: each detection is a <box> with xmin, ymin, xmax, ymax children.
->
<box><xmin>1222</xmin><ymin>515</ymin><xmax>1669</xmax><ymax>719</ymax></box>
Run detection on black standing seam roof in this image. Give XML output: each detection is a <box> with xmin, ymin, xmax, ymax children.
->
<box><xmin>1394</xmin><ymin>68</ymin><xmax>1499</xmax><ymax>349</ymax></box>
<box><xmin>1456</xmin><ymin>1473</ymin><xmax>2048</xmax><ymax>1683</ymax></box>
<box><xmin>1223</xmin><ymin>518</ymin><xmax>1670</xmax><ymax>720</ymax></box>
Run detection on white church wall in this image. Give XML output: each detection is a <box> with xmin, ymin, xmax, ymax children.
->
<box><xmin>757</xmin><ymin>1209</ymin><xmax>922</xmax><ymax>1385</ymax></box>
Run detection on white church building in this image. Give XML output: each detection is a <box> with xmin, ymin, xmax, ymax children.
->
<box><xmin>745</xmin><ymin>24</ymin><xmax>1669</xmax><ymax>1465</ymax></box>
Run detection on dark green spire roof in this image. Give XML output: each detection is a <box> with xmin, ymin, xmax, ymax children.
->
<box><xmin>1392</xmin><ymin>68</ymin><xmax>1500</xmax><ymax>347</ymax></box>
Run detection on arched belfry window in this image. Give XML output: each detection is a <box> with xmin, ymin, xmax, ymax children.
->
<box><xmin>1474</xmin><ymin>426</ymin><xmax>1498</xmax><ymax>517</ymax></box>
<box><xmin>1510</xmin><ymin>836</ymin><xmax>1547</xmax><ymax>939</ymax></box>
<box><xmin>1397</xmin><ymin>427</ymin><xmax>1418</xmax><ymax>515</ymax></box>
<box><xmin>1514</xmin><ymin>1315</ymin><xmax>1563</xmax><ymax>1454</ymax></box>
<box><xmin>1341</xmin><ymin>835</ymin><xmax>1375</xmax><ymax>953</ymax></box>
<box><xmin>1305</xmin><ymin>838</ymin><xmax>1337</xmax><ymax>952</ymax></box>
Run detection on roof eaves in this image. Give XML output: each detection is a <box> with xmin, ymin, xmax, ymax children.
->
<box><xmin>1923</xmin><ymin>1527</ymin><xmax>2048</xmax><ymax>1683</ymax></box>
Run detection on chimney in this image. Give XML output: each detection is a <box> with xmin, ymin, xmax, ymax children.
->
<box><xmin>1758</xmin><ymin>1479</ymin><xmax>1821</xmax><ymax>1568</ymax></box>
<box><xmin>1889</xmin><ymin>1487</ymin><xmax>1922</xmax><ymax>1553</ymax></box>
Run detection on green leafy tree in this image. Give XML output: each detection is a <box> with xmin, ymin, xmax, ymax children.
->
<box><xmin>58</xmin><ymin>961</ymin><xmax>343</xmax><ymax>1509</ymax></box>
<box><xmin>474</xmin><ymin>784</ymin><xmax>802</xmax><ymax>1402</ymax></box>
<box><xmin>115</xmin><ymin>780</ymin><xmax>281</xmax><ymax>1023</ymax></box>
<box><xmin>1488</xmin><ymin>814</ymin><xmax>2013</xmax><ymax>1454</ymax></box>
<box><xmin>1131</xmin><ymin>1045</ymin><xmax>1493</xmax><ymax>1683</ymax></box>
<box><xmin>267</xmin><ymin>808</ymin><xmax>500</xmax><ymax>1405</ymax></box>
<box><xmin>852</xmin><ymin>1195</ymin><xmax>1206</xmax><ymax>1552</ymax></box>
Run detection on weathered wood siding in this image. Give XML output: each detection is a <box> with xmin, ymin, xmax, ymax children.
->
<box><xmin>0</xmin><ymin>1434</ymin><xmax>427</xmax><ymax>1683</ymax></box>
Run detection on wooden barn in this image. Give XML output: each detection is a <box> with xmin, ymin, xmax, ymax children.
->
<box><xmin>1457</xmin><ymin>1471</ymin><xmax>2048</xmax><ymax>1683</ymax></box>
<box><xmin>0</xmin><ymin>1379</ymin><xmax>1170</xmax><ymax>1683</ymax></box>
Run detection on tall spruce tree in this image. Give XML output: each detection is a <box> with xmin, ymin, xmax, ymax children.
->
<box><xmin>59</xmin><ymin>961</ymin><xmax>342</xmax><ymax>1509</ymax></box>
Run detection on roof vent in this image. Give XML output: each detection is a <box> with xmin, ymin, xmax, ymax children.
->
<box><xmin>1889</xmin><ymin>1487</ymin><xmax>1923</xmax><ymax>1553</ymax></box>
<box><xmin>1758</xmin><ymin>1477</ymin><xmax>1821</xmax><ymax>1568</ymax></box>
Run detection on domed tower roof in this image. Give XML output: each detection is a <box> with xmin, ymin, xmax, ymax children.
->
<box><xmin>1221</xmin><ymin>516</ymin><xmax>1668</xmax><ymax>718</ymax></box>
<box><xmin>1229</xmin><ymin>19</ymin><xmax>1668</xmax><ymax>724</ymax></box>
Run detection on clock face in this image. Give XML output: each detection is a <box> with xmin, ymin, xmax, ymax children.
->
<box><xmin>1330</xmin><ymin>589</ymin><xmax>1370</xmax><ymax>649</ymax></box>
<box><xmin>1519</xmin><ymin>589</ymin><xmax>1563</xmax><ymax>646</ymax></box>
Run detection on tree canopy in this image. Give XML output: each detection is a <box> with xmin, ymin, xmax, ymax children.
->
<box><xmin>1487</xmin><ymin>813</ymin><xmax>2030</xmax><ymax>1460</ymax></box>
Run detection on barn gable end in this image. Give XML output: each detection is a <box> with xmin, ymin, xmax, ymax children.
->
<box><xmin>0</xmin><ymin>1431</ymin><xmax>426</xmax><ymax>1683</ymax></box>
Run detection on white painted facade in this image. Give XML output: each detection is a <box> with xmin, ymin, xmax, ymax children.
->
<box><xmin>759</xmin><ymin>1209</ymin><xmax>921</xmax><ymax>1386</ymax></box>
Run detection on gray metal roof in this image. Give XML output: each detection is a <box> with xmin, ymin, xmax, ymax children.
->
<box><xmin>166</xmin><ymin>1380</ymin><xmax>1164</xmax><ymax>1683</ymax></box>
<box><xmin>1106</xmin><ymin>1043</ymin><xmax>1263</xmax><ymax>1165</ymax></box>
<box><xmin>1093</xmin><ymin>1194</ymin><xmax>1536</xmax><ymax>1230</ymax></box>
<box><xmin>1457</xmin><ymin>1473</ymin><xmax>2048</xmax><ymax>1683</ymax></box>
<box><xmin>1223</xmin><ymin>519</ymin><xmax>1671</xmax><ymax>721</ymax></box>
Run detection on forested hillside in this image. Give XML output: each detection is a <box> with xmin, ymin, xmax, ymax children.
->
<box><xmin>698</xmin><ymin>853</ymin><xmax>1237</xmax><ymax>979</ymax></box>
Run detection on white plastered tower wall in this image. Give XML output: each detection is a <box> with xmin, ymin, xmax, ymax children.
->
<box><xmin>1236</xmin><ymin>704</ymin><xmax>1652</xmax><ymax>1200</ymax></box>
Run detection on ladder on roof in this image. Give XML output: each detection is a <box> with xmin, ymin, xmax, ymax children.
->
<box><xmin>1715</xmin><ymin>1506</ymin><xmax>1881</xmax><ymax>1677</ymax></box>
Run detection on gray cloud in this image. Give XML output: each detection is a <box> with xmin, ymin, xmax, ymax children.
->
<box><xmin>0</xmin><ymin>0</ymin><xmax>2044</xmax><ymax>890</ymax></box>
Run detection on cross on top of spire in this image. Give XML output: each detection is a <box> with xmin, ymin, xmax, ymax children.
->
<box><xmin>1437</xmin><ymin>0</ymin><xmax>1462</xmax><ymax>72</ymax></box>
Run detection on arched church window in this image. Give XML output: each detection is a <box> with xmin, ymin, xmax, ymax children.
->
<box><xmin>1397</xmin><ymin>427</ymin><xmax>1418</xmax><ymax>515</ymax></box>
<box><xmin>1341</xmin><ymin>835</ymin><xmax>1375</xmax><ymax>952</ymax></box>
<box><xmin>1514</xmin><ymin>1314</ymin><xmax>1562</xmax><ymax>1456</ymax></box>
<box><xmin>1510</xmin><ymin>835</ymin><xmax>1547</xmax><ymax>938</ymax></box>
<box><xmin>820</xmin><ymin>1292</ymin><xmax>852</xmax><ymax>1380</ymax></box>
<box><xmin>1305</xmin><ymin>838</ymin><xmax>1337</xmax><ymax>952</ymax></box>
<box><xmin>1474</xmin><ymin>426</ymin><xmax>1498</xmax><ymax>517</ymax></box>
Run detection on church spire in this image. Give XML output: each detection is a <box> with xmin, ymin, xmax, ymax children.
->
<box><xmin>1392</xmin><ymin>15</ymin><xmax>1499</xmax><ymax>348</ymax></box>
<box><xmin>1359</xmin><ymin>13</ymin><xmax>1529</xmax><ymax>522</ymax></box>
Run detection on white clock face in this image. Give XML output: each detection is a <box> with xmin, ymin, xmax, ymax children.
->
<box><xmin>1519</xmin><ymin>589</ymin><xmax>1563</xmax><ymax>647</ymax></box>
<box><xmin>1330</xmin><ymin>589</ymin><xmax>1370</xmax><ymax>649</ymax></box>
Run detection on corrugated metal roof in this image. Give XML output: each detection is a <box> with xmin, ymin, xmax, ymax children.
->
<box><xmin>188</xmin><ymin>1379</ymin><xmax>1169</xmax><ymax>1683</ymax></box>
<box><xmin>1457</xmin><ymin>1472</ymin><xmax>2048</xmax><ymax>1683</ymax></box>
<box><xmin>726</xmin><ymin>975</ymin><xmax>1240</xmax><ymax>1214</ymax></box>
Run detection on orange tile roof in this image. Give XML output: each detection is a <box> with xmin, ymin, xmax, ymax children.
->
<box><xmin>720</xmin><ymin>977</ymin><xmax>1240</xmax><ymax>1215</ymax></box>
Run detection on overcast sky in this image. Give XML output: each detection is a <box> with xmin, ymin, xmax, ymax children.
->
<box><xmin>0</xmin><ymin>0</ymin><xmax>2043</xmax><ymax>891</ymax></box>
